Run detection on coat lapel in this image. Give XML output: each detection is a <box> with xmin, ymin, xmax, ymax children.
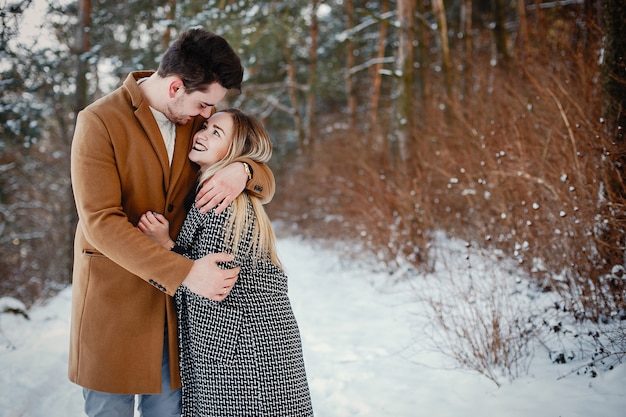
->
<box><xmin>125</xmin><ymin>72</ymin><xmax>171</xmax><ymax>188</ymax></box>
<box><xmin>169</xmin><ymin>120</ymin><xmax>199</xmax><ymax>193</ymax></box>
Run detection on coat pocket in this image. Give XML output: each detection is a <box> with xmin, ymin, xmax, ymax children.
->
<box><xmin>176</xmin><ymin>286</ymin><xmax>242</xmax><ymax>364</ymax></box>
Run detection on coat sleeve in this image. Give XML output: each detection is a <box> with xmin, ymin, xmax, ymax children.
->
<box><xmin>236</xmin><ymin>158</ymin><xmax>276</xmax><ymax>204</ymax></box>
<box><xmin>71</xmin><ymin>109</ymin><xmax>193</xmax><ymax>296</ymax></box>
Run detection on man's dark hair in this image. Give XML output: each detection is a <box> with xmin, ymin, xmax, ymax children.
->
<box><xmin>157</xmin><ymin>28</ymin><xmax>244</xmax><ymax>94</ymax></box>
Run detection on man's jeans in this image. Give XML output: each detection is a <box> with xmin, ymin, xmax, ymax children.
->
<box><xmin>83</xmin><ymin>332</ymin><xmax>181</xmax><ymax>417</ymax></box>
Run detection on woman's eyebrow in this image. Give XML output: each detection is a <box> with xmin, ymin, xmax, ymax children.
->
<box><xmin>213</xmin><ymin>124</ymin><xmax>225</xmax><ymax>135</ymax></box>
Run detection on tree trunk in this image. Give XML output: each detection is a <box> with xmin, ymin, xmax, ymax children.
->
<box><xmin>74</xmin><ymin>0</ymin><xmax>91</xmax><ymax>118</ymax></box>
<box><xmin>460</xmin><ymin>0</ymin><xmax>473</xmax><ymax>98</ymax></box>
<box><xmin>370</xmin><ymin>0</ymin><xmax>390</xmax><ymax>158</ymax></box>
<box><xmin>516</xmin><ymin>0</ymin><xmax>528</xmax><ymax>62</ymax></box>
<box><xmin>162</xmin><ymin>0</ymin><xmax>176</xmax><ymax>50</ymax></box>
<box><xmin>416</xmin><ymin>0</ymin><xmax>430</xmax><ymax>102</ymax></box>
<box><xmin>370</xmin><ymin>0</ymin><xmax>389</xmax><ymax>129</ymax></box>
<box><xmin>602</xmin><ymin>0</ymin><xmax>626</xmax><ymax>194</ymax></box>
<box><xmin>493</xmin><ymin>0</ymin><xmax>510</xmax><ymax>68</ymax></box>
<box><xmin>284</xmin><ymin>45</ymin><xmax>305</xmax><ymax>148</ymax></box>
<box><xmin>532</xmin><ymin>0</ymin><xmax>547</xmax><ymax>56</ymax></box>
<box><xmin>432</xmin><ymin>0</ymin><xmax>452</xmax><ymax>99</ymax></box>
<box><xmin>345</xmin><ymin>0</ymin><xmax>357</xmax><ymax>131</ymax></box>
<box><xmin>577</xmin><ymin>0</ymin><xmax>602</xmax><ymax>62</ymax></box>
<box><xmin>305</xmin><ymin>0</ymin><xmax>319</xmax><ymax>148</ymax></box>
<box><xmin>395</xmin><ymin>0</ymin><xmax>415</xmax><ymax>162</ymax></box>
<box><xmin>597</xmin><ymin>0</ymin><xmax>626</xmax><ymax>308</ymax></box>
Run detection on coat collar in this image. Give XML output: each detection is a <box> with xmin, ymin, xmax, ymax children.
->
<box><xmin>123</xmin><ymin>71</ymin><xmax>202</xmax><ymax>191</ymax></box>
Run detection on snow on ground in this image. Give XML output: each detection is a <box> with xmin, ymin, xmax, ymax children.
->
<box><xmin>0</xmin><ymin>236</ymin><xmax>624</xmax><ymax>417</ymax></box>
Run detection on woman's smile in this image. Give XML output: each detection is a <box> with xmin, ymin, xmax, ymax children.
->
<box><xmin>192</xmin><ymin>139</ymin><xmax>208</xmax><ymax>152</ymax></box>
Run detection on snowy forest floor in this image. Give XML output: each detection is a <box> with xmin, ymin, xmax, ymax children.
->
<box><xmin>1</xmin><ymin>236</ymin><xmax>625</xmax><ymax>417</ymax></box>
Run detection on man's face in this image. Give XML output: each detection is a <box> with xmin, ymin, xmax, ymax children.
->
<box><xmin>164</xmin><ymin>82</ymin><xmax>228</xmax><ymax>125</ymax></box>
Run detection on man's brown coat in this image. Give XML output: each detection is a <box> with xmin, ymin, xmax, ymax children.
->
<box><xmin>69</xmin><ymin>71</ymin><xmax>274</xmax><ymax>394</ymax></box>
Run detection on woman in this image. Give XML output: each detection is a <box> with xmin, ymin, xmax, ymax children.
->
<box><xmin>138</xmin><ymin>108</ymin><xmax>314</xmax><ymax>417</ymax></box>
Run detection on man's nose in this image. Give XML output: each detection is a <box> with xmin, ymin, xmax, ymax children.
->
<box><xmin>200</xmin><ymin>107</ymin><xmax>213</xmax><ymax>118</ymax></box>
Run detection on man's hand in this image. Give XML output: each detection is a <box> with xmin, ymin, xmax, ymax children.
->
<box><xmin>195</xmin><ymin>162</ymin><xmax>248</xmax><ymax>214</ymax></box>
<box><xmin>182</xmin><ymin>252</ymin><xmax>239</xmax><ymax>301</ymax></box>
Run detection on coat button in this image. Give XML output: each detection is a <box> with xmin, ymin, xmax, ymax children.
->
<box><xmin>167</xmin><ymin>204</ymin><xmax>174</xmax><ymax>212</ymax></box>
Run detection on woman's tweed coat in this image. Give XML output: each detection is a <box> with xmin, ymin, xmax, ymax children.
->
<box><xmin>69</xmin><ymin>71</ymin><xmax>275</xmax><ymax>394</ymax></box>
<box><xmin>174</xmin><ymin>201</ymin><xmax>314</xmax><ymax>416</ymax></box>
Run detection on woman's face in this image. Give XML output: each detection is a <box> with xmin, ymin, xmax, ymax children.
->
<box><xmin>188</xmin><ymin>111</ymin><xmax>234</xmax><ymax>167</ymax></box>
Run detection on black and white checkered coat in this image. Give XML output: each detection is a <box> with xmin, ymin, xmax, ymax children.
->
<box><xmin>174</xmin><ymin>201</ymin><xmax>314</xmax><ymax>417</ymax></box>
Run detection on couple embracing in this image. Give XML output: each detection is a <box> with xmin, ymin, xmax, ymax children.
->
<box><xmin>69</xmin><ymin>28</ymin><xmax>313</xmax><ymax>417</ymax></box>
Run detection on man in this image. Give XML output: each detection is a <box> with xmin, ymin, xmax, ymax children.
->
<box><xmin>69</xmin><ymin>28</ymin><xmax>275</xmax><ymax>417</ymax></box>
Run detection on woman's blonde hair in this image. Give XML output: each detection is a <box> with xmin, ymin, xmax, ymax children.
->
<box><xmin>197</xmin><ymin>108</ymin><xmax>281</xmax><ymax>268</ymax></box>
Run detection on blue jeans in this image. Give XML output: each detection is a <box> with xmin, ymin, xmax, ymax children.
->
<box><xmin>83</xmin><ymin>331</ymin><xmax>181</xmax><ymax>417</ymax></box>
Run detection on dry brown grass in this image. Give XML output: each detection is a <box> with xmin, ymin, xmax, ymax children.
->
<box><xmin>264</xmin><ymin>9</ymin><xmax>626</xmax><ymax>381</ymax></box>
<box><xmin>425</xmin><ymin>61</ymin><xmax>623</xmax><ymax>322</ymax></box>
<box><xmin>270</xmin><ymin>38</ymin><xmax>624</xmax><ymax>321</ymax></box>
<box><xmin>423</xmin><ymin>272</ymin><xmax>537</xmax><ymax>386</ymax></box>
<box><xmin>269</xmin><ymin>134</ymin><xmax>435</xmax><ymax>274</ymax></box>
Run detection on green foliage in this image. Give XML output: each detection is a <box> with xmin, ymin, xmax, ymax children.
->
<box><xmin>2</xmin><ymin>4</ymin><xmax>626</xmax><ymax>386</ymax></box>
<box><xmin>0</xmin><ymin>73</ymin><xmax>43</xmax><ymax>151</ymax></box>
<box><xmin>1</xmin><ymin>0</ymin><xmax>76</xmax><ymax>306</ymax></box>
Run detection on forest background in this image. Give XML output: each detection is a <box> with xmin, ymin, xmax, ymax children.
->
<box><xmin>1</xmin><ymin>0</ymin><xmax>626</xmax><ymax>380</ymax></box>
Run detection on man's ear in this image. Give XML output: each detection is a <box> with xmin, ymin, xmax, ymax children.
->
<box><xmin>168</xmin><ymin>78</ymin><xmax>185</xmax><ymax>98</ymax></box>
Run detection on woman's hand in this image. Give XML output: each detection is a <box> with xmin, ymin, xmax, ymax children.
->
<box><xmin>137</xmin><ymin>211</ymin><xmax>174</xmax><ymax>249</ymax></box>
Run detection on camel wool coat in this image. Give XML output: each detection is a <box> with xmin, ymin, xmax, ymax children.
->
<box><xmin>69</xmin><ymin>71</ymin><xmax>275</xmax><ymax>394</ymax></box>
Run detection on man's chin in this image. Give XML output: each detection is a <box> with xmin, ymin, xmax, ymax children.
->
<box><xmin>173</xmin><ymin>116</ymin><xmax>193</xmax><ymax>125</ymax></box>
